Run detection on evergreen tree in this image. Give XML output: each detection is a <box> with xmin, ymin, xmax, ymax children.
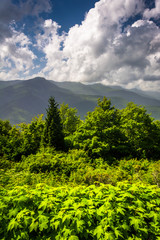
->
<box><xmin>43</xmin><ymin>97</ymin><xmax>65</xmax><ymax>151</ymax></box>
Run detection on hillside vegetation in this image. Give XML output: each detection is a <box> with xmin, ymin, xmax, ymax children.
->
<box><xmin>1</xmin><ymin>97</ymin><xmax>160</xmax><ymax>239</ymax></box>
<box><xmin>1</xmin><ymin>77</ymin><xmax>160</xmax><ymax>124</ymax></box>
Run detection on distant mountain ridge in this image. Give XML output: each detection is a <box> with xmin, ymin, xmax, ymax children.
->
<box><xmin>0</xmin><ymin>77</ymin><xmax>160</xmax><ymax>124</ymax></box>
<box><xmin>54</xmin><ymin>81</ymin><xmax>160</xmax><ymax>107</ymax></box>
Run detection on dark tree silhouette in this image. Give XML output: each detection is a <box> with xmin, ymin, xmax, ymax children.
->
<box><xmin>43</xmin><ymin>97</ymin><xmax>65</xmax><ymax>151</ymax></box>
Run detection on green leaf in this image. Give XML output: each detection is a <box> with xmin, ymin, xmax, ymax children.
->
<box><xmin>24</xmin><ymin>216</ymin><xmax>32</xmax><ymax>227</ymax></box>
<box><xmin>63</xmin><ymin>228</ymin><xmax>72</xmax><ymax>238</ymax></box>
<box><xmin>68</xmin><ymin>236</ymin><xmax>79</xmax><ymax>240</ymax></box>
<box><xmin>8</xmin><ymin>208</ymin><xmax>19</xmax><ymax>218</ymax></box>
<box><xmin>62</xmin><ymin>214</ymin><xmax>72</xmax><ymax>225</ymax></box>
<box><xmin>29</xmin><ymin>220</ymin><xmax>38</xmax><ymax>232</ymax></box>
<box><xmin>76</xmin><ymin>220</ymin><xmax>85</xmax><ymax>233</ymax></box>
<box><xmin>39</xmin><ymin>214</ymin><xmax>49</xmax><ymax>231</ymax></box>
<box><xmin>52</xmin><ymin>220</ymin><xmax>60</xmax><ymax>230</ymax></box>
<box><xmin>121</xmin><ymin>222</ymin><xmax>130</xmax><ymax>231</ymax></box>
<box><xmin>97</xmin><ymin>205</ymin><xmax>106</xmax><ymax>217</ymax></box>
<box><xmin>94</xmin><ymin>225</ymin><xmax>104</xmax><ymax>239</ymax></box>
<box><xmin>104</xmin><ymin>231</ymin><xmax>115</xmax><ymax>240</ymax></box>
<box><xmin>116</xmin><ymin>207</ymin><xmax>125</xmax><ymax>215</ymax></box>
<box><xmin>75</xmin><ymin>209</ymin><xmax>83</xmax><ymax>220</ymax></box>
<box><xmin>38</xmin><ymin>200</ymin><xmax>49</xmax><ymax>211</ymax></box>
<box><xmin>149</xmin><ymin>211</ymin><xmax>159</xmax><ymax>222</ymax></box>
<box><xmin>139</xmin><ymin>228</ymin><xmax>148</xmax><ymax>234</ymax></box>
<box><xmin>130</xmin><ymin>217</ymin><xmax>141</xmax><ymax>230</ymax></box>
<box><xmin>114</xmin><ymin>228</ymin><xmax>123</xmax><ymax>238</ymax></box>
<box><xmin>8</xmin><ymin>218</ymin><xmax>19</xmax><ymax>231</ymax></box>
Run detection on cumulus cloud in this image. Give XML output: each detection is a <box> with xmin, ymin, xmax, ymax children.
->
<box><xmin>35</xmin><ymin>0</ymin><xmax>160</xmax><ymax>91</ymax></box>
<box><xmin>0</xmin><ymin>0</ymin><xmax>21</xmax><ymax>42</ymax></box>
<box><xmin>1</xmin><ymin>0</ymin><xmax>160</xmax><ymax>92</ymax></box>
<box><xmin>0</xmin><ymin>0</ymin><xmax>51</xmax><ymax>79</ymax></box>
<box><xmin>0</xmin><ymin>29</ymin><xmax>36</xmax><ymax>80</ymax></box>
<box><xmin>36</xmin><ymin>19</ymin><xmax>67</xmax><ymax>80</ymax></box>
<box><xmin>143</xmin><ymin>0</ymin><xmax>160</xmax><ymax>19</ymax></box>
<box><xmin>144</xmin><ymin>75</ymin><xmax>160</xmax><ymax>81</ymax></box>
<box><xmin>0</xmin><ymin>0</ymin><xmax>51</xmax><ymax>43</ymax></box>
<box><xmin>38</xmin><ymin>0</ymin><xmax>143</xmax><ymax>79</ymax></box>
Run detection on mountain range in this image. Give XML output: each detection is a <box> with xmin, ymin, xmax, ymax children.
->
<box><xmin>0</xmin><ymin>77</ymin><xmax>160</xmax><ymax>124</ymax></box>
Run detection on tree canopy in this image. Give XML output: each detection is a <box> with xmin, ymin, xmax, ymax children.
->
<box><xmin>0</xmin><ymin>96</ymin><xmax>160</xmax><ymax>162</ymax></box>
<box><xmin>59</xmin><ymin>103</ymin><xmax>81</xmax><ymax>136</ymax></box>
<box><xmin>43</xmin><ymin>97</ymin><xmax>65</xmax><ymax>151</ymax></box>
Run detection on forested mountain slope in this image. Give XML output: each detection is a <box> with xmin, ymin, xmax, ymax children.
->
<box><xmin>0</xmin><ymin>77</ymin><xmax>99</xmax><ymax>124</ymax></box>
<box><xmin>0</xmin><ymin>77</ymin><xmax>160</xmax><ymax>124</ymax></box>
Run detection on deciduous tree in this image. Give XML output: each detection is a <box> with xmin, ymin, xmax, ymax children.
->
<box><xmin>59</xmin><ymin>103</ymin><xmax>81</xmax><ymax>136</ymax></box>
<box><xmin>72</xmin><ymin>97</ymin><xmax>127</xmax><ymax>161</ymax></box>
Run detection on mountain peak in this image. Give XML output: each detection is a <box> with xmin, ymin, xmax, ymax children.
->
<box><xmin>28</xmin><ymin>77</ymin><xmax>47</xmax><ymax>82</ymax></box>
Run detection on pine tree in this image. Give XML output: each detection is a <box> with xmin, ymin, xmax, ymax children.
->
<box><xmin>43</xmin><ymin>97</ymin><xmax>65</xmax><ymax>151</ymax></box>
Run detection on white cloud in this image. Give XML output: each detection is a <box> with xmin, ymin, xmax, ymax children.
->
<box><xmin>1</xmin><ymin>0</ymin><xmax>160</xmax><ymax>92</ymax></box>
<box><xmin>35</xmin><ymin>0</ymin><xmax>160</xmax><ymax>91</ymax></box>
<box><xmin>36</xmin><ymin>19</ymin><xmax>68</xmax><ymax>80</ymax></box>
<box><xmin>0</xmin><ymin>28</ymin><xmax>36</xmax><ymax>80</ymax></box>
<box><xmin>36</xmin><ymin>0</ymin><xmax>144</xmax><ymax>81</ymax></box>
<box><xmin>143</xmin><ymin>0</ymin><xmax>160</xmax><ymax>19</ymax></box>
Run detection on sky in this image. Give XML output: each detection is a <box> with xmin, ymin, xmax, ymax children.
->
<box><xmin>0</xmin><ymin>0</ymin><xmax>160</xmax><ymax>92</ymax></box>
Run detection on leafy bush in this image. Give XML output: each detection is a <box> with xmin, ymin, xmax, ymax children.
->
<box><xmin>0</xmin><ymin>157</ymin><xmax>12</xmax><ymax>169</ymax></box>
<box><xmin>1</xmin><ymin>183</ymin><xmax>160</xmax><ymax>239</ymax></box>
<box><xmin>2</xmin><ymin>155</ymin><xmax>160</xmax><ymax>188</ymax></box>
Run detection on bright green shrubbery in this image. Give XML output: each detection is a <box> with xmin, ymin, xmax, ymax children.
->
<box><xmin>1</xmin><ymin>97</ymin><xmax>160</xmax><ymax>239</ymax></box>
<box><xmin>2</xmin><ymin>153</ymin><xmax>160</xmax><ymax>188</ymax></box>
<box><xmin>1</xmin><ymin>183</ymin><xmax>160</xmax><ymax>239</ymax></box>
<box><xmin>18</xmin><ymin>148</ymin><xmax>90</xmax><ymax>175</ymax></box>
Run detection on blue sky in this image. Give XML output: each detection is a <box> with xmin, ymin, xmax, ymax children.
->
<box><xmin>0</xmin><ymin>0</ymin><xmax>160</xmax><ymax>92</ymax></box>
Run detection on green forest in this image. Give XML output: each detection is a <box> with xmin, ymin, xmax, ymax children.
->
<box><xmin>1</xmin><ymin>96</ymin><xmax>160</xmax><ymax>239</ymax></box>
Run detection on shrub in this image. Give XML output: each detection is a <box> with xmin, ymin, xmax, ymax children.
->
<box><xmin>1</xmin><ymin>183</ymin><xmax>160</xmax><ymax>239</ymax></box>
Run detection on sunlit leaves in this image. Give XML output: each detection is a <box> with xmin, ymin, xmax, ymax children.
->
<box><xmin>8</xmin><ymin>218</ymin><xmax>20</xmax><ymax>231</ymax></box>
<box><xmin>72</xmin><ymin>97</ymin><xmax>126</xmax><ymax>160</ymax></box>
<box><xmin>29</xmin><ymin>219</ymin><xmax>38</xmax><ymax>232</ymax></box>
<box><xmin>1</xmin><ymin>183</ymin><xmax>160</xmax><ymax>239</ymax></box>
<box><xmin>120</xmin><ymin>102</ymin><xmax>159</xmax><ymax>159</ymax></box>
<box><xmin>38</xmin><ymin>215</ymin><xmax>49</xmax><ymax>231</ymax></box>
<box><xmin>130</xmin><ymin>217</ymin><xmax>142</xmax><ymax>231</ymax></box>
<box><xmin>59</xmin><ymin>103</ymin><xmax>81</xmax><ymax>136</ymax></box>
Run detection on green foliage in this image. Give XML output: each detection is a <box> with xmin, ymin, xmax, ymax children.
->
<box><xmin>0</xmin><ymin>119</ymin><xmax>23</xmax><ymax>161</ymax></box>
<box><xmin>1</xmin><ymin>183</ymin><xmax>160</xmax><ymax>239</ymax></box>
<box><xmin>19</xmin><ymin>114</ymin><xmax>45</xmax><ymax>156</ymax></box>
<box><xmin>71</xmin><ymin>99</ymin><xmax>160</xmax><ymax>161</ymax></box>
<box><xmin>59</xmin><ymin>103</ymin><xmax>81</xmax><ymax>136</ymax></box>
<box><xmin>1</xmin><ymin>96</ymin><xmax>160</xmax><ymax>239</ymax></box>
<box><xmin>120</xmin><ymin>102</ymin><xmax>160</xmax><ymax>159</ymax></box>
<box><xmin>72</xmin><ymin>97</ymin><xmax>128</xmax><ymax>161</ymax></box>
<box><xmin>0</xmin><ymin>115</ymin><xmax>46</xmax><ymax>161</ymax></box>
<box><xmin>0</xmin><ymin>119</ymin><xmax>12</xmax><ymax>135</ymax></box>
<box><xmin>1</xmin><ymin>97</ymin><xmax>160</xmax><ymax>162</ymax></box>
<box><xmin>20</xmin><ymin>148</ymin><xmax>90</xmax><ymax>178</ymax></box>
<box><xmin>43</xmin><ymin>97</ymin><xmax>65</xmax><ymax>151</ymax></box>
<box><xmin>0</xmin><ymin>119</ymin><xmax>12</xmax><ymax>157</ymax></box>
<box><xmin>0</xmin><ymin>148</ymin><xmax>93</xmax><ymax>188</ymax></box>
<box><xmin>2</xmin><ymin>156</ymin><xmax>160</xmax><ymax>189</ymax></box>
